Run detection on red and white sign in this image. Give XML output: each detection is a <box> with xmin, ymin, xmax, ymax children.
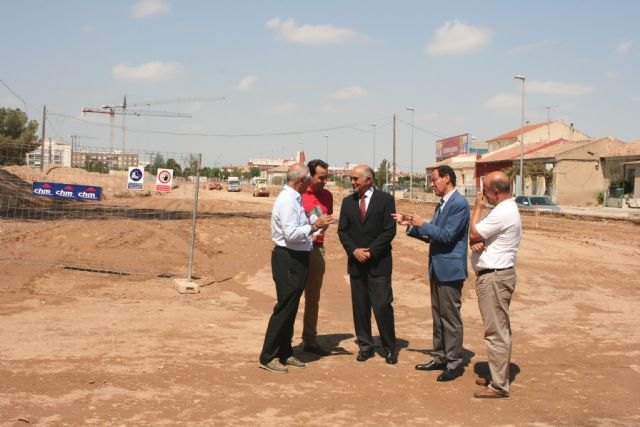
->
<box><xmin>155</xmin><ymin>169</ymin><xmax>174</xmax><ymax>193</ymax></box>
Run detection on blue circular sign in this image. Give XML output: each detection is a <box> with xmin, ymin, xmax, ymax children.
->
<box><xmin>129</xmin><ymin>168</ymin><xmax>143</xmax><ymax>182</ymax></box>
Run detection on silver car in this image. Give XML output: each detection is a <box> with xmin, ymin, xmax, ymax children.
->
<box><xmin>515</xmin><ymin>196</ymin><xmax>561</xmax><ymax>212</ymax></box>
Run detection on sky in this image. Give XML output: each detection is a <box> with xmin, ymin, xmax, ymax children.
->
<box><xmin>1</xmin><ymin>0</ymin><xmax>639</xmax><ymax>171</ymax></box>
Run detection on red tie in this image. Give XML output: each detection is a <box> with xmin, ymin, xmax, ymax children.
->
<box><xmin>360</xmin><ymin>195</ymin><xmax>366</xmax><ymax>222</ymax></box>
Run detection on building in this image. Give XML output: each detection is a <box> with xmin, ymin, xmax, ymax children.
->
<box><xmin>476</xmin><ymin>137</ymin><xmax>631</xmax><ymax>206</ymax></box>
<box><xmin>426</xmin><ymin>154</ymin><xmax>480</xmax><ymax>196</ymax></box>
<box><xmin>26</xmin><ymin>139</ymin><xmax>71</xmax><ymax>168</ymax></box>
<box><xmin>486</xmin><ymin>120</ymin><xmax>591</xmax><ymax>152</ymax></box>
<box><xmin>72</xmin><ymin>149</ymin><xmax>139</xmax><ymax>171</ymax></box>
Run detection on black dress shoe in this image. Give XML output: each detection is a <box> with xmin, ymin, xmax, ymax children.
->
<box><xmin>437</xmin><ymin>367</ymin><xmax>462</xmax><ymax>382</ymax></box>
<box><xmin>415</xmin><ymin>360</ymin><xmax>445</xmax><ymax>371</ymax></box>
<box><xmin>356</xmin><ymin>349</ymin><xmax>374</xmax><ymax>361</ymax></box>
<box><xmin>385</xmin><ymin>352</ymin><xmax>398</xmax><ymax>365</ymax></box>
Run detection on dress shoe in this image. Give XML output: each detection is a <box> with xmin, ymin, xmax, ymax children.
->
<box><xmin>415</xmin><ymin>360</ymin><xmax>445</xmax><ymax>371</ymax></box>
<box><xmin>303</xmin><ymin>342</ymin><xmax>331</xmax><ymax>356</ymax></box>
<box><xmin>259</xmin><ymin>359</ymin><xmax>288</xmax><ymax>373</ymax></box>
<box><xmin>437</xmin><ymin>367</ymin><xmax>463</xmax><ymax>382</ymax></box>
<box><xmin>474</xmin><ymin>387</ymin><xmax>509</xmax><ymax>399</ymax></box>
<box><xmin>475</xmin><ymin>377</ymin><xmax>489</xmax><ymax>386</ymax></box>
<box><xmin>385</xmin><ymin>351</ymin><xmax>398</xmax><ymax>365</ymax></box>
<box><xmin>356</xmin><ymin>349</ymin><xmax>374</xmax><ymax>362</ymax></box>
<box><xmin>282</xmin><ymin>356</ymin><xmax>306</xmax><ymax>369</ymax></box>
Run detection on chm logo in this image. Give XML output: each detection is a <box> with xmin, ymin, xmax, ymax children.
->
<box><xmin>42</xmin><ymin>183</ymin><xmax>52</xmax><ymax>189</ymax></box>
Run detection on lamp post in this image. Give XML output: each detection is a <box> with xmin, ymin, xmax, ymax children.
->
<box><xmin>324</xmin><ymin>135</ymin><xmax>329</xmax><ymax>164</ymax></box>
<box><xmin>514</xmin><ymin>75</ymin><xmax>526</xmax><ymax>196</ymax></box>
<box><xmin>369</xmin><ymin>123</ymin><xmax>376</xmax><ymax>169</ymax></box>
<box><xmin>406</xmin><ymin>107</ymin><xmax>415</xmax><ymax>200</ymax></box>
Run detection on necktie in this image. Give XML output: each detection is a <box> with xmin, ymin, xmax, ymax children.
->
<box><xmin>360</xmin><ymin>195</ymin><xmax>366</xmax><ymax>222</ymax></box>
<box><xmin>433</xmin><ymin>199</ymin><xmax>444</xmax><ymax>222</ymax></box>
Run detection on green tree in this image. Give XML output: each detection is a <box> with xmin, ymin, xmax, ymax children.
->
<box><xmin>165</xmin><ymin>158</ymin><xmax>182</xmax><ymax>176</ymax></box>
<box><xmin>375</xmin><ymin>159</ymin><xmax>390</xmax><ymax>188</ymax></box>
<box><xmin>148</xmin><ymin>153</ymin><xmax>165</xmax><ymax>175</ymax></box>
<box><xmin>0</xmin><ymin>108</ymin><xmax>39</xmax><ymax>165</ymax></box>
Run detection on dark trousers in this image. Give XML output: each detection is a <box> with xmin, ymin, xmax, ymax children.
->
<box><xmin>430</xmin><ymin>276</ymin><xmax>464</xmax><ymax>369</ymax></box>
<box><xmin>259</xmin><ymin>246</ymin><xmax>309</xmax><ymax>365</ymax></box>
<box><xmin>349</xmin><ymin>273</ymin><xmax>396</xmax><ymax>353</ymax></box>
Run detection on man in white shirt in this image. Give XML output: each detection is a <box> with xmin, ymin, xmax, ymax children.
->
<box><xmin>259</xmin><ymin>163</ymin><xmax>333</xmax><ymax>373</ymax></box>
<box><xmin>469</xmin><ymin>171</ymin><xmax>522</xmax><ymax>398</ymax></box>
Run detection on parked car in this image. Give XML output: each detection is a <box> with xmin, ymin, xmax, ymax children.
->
<box><xmin>208</xmin><ymin>181</ymin><xmax>223</xmax><ymax>190</ymax></box>
<box><xmin>252</xmin><ymin>179</ymin><xmax>270</xmax><ymax>197</ymax></box>
<box><xmin>381</xmin><ymin>183</ymin><xmax>406</xmax><ymax>193</ymax></box>
<box><xmin>515</xmin><ymin>196</ymin><xmax>561</xmax><ymax>212</ymax></box>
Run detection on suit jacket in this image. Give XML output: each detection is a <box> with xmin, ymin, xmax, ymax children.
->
<box><xmin>408</xmin><ymin>190</ymin><xmax>470</xmax><ymax>282</ymax></box>
<box><xmin>338</xmin><ymin>189</ymin><xmax>396</xmax><ymax>277</ymax></box>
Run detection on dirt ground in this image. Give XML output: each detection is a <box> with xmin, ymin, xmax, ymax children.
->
<box><xmin>1</xmin><ymin>169</ymin><xmax>640</xmax><ymax>426</ymax></box>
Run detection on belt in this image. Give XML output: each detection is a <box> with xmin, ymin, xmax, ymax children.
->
<box><xmin>476</xmin><ymin>267</ymin><xmax>513</xmax><ymax>277</ymax></box>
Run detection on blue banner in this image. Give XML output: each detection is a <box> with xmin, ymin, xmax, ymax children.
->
<box><xmin>32</xmin><ymin>182</ymin><xmax>102</xmax><ymax>201</ymax></box>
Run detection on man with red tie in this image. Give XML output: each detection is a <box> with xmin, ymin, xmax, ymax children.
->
<box><xmin>338</xmin><ymin>164</ymin><xmax>398</xmax><ymax>364</ymax></box>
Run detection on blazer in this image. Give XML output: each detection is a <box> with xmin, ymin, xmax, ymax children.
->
<box><xmin>338</xmin><ymin>189</ymin><xmax>397</xmax><ymax>277</ymax></box>
<box><xmin>408</xmin><ymin>189</ymin><xmax>470</xmax><ymax>282</ymax></box>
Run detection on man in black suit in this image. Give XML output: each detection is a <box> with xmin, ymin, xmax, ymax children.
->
<box><xmin>338</xmin><ymin>164</ymin><xmax>398</xmax><ymax>364</ymax></box>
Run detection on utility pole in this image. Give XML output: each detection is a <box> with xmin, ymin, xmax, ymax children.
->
<box><xmin>392</xmin><ymin>114</ymin><xmax>397</xmax><ymax>199</ymax></box>
<box><xmin>40</xmin><ymin>105</ymin><xmax>46</xmax><ymax>171</ymax></box>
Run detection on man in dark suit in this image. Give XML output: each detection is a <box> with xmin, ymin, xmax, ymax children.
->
<box><xmin>393</xmin><ymin>165</ymin><xmax>470</xmax><ymax>381</ymax></box>
<box><xmin>338</xmin><ymin>164</ymin><xmax>398</xmax><ymax>364</ymax></box>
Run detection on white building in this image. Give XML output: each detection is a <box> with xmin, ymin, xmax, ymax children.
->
<box><xmin>26</xmin><ymin>139</ymin><xmax>71</xmax><ymax>168</ymax></box>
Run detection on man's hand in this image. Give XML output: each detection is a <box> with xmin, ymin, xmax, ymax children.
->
<box><xmin>470</xmin><ymin>241</ymin><xmax>485</xmax><ymax>253</ymax></box>
<box><xmin>475</xmin><ymin>191</ymin><xmax>485</xmax><ymax>208</ymax></box>
<box><xmin>314</xmin><ymin>214</ymin><xmax>334</xmax><ymax>228</ymax></box>
<box><xmin>353</xmin><ymin>248</ymin><xmax>371</xmax><ymax>263</ymax></box>
<box><xmin>391</xmin><ymin>213</ymin><xmax>411</xmax><ymax>226</ymax></box>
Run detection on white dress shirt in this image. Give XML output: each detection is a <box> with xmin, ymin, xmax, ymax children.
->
<box><xmin>271</xmin><ymin>185</ymin><xmax>313</xmax><ymax>252</ymax></box>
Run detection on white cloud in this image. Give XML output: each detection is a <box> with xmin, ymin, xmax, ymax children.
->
<box><xmin>425</xmin><ymin>20</ymin><xmax>493</xmax><ymax>56</ymax></box>
<box><xmin>615</xmin><ymin>39</ymin><xmax>633</xmax><ymax>56</ymax></box>
<box><xmin>112</xmin><ymin>61</ymin><xmax>184</xmax><ymax>82</ymax></box>
<box><xmin>268</xmin><ymin>102</ymin><xmax>297</xmax><ymax>114</ymax></box>
<box><xmin>509</xmin><ymin>39</ymin><xmax>559</xmax><ymax>55</ymax></box>
<box><xmin>632</xmin><ymin>95</ymin><xmax>640</xmax><ymax>103</ymax></box>
<box><xmin>528</xmin><ymin>80</ymin><xmax>593</xmax><ymax>96</ymax></box>
<box><xmin>484</xmin><ymin>93</ymin><xmax>520</xmax><ymax>110</ymax></box>
<box><xmin>265</xmin><ymin>17</ymin><xmax>369</xmax><ymax>45</ymax></box>
<box><xmin>83</xmin><ymin>24</ymin><xmax>93</xmax><ymax>32</ymax></box>
<box><xmin>130</xmin><ymin>0</ymin><xmax>170</xmax><ymax>19</ymax></box>
<box><xmin>236</xmin><ymin>75</ymin><xmax>257</xmax><ymax>91</ymax></box>
<box><xmin>604</xmin><ymin>70</ymin><xmax>621</xmax><ymax>80</ymax></box>
<box><xmin>330</xmin><ymin>86</ymin><xmax>366</xmax><ymax>100</ymax></box>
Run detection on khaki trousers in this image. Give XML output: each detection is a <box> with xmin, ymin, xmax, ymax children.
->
<box><xmin>475</xmin><ymin>268</ymin><xmax>516</xmax><ymax>396</ymax></box>
<box><xmin>302</xmin><ymin>245</ymin><xmax>325</xmax><ymax>343</ymax></box>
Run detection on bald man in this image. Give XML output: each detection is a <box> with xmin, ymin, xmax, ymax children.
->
<box><xmin>469</xmin><ymin>171</ymin><xmax>522</xmax><ymax>398</ymax></box>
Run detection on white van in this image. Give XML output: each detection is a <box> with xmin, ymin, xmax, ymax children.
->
<box><xmin>227</xmin><ymin>176</ymin><xmax>240</xmax><ymax>192</ymax></box>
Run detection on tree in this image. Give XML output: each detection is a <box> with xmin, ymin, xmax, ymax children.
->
<box><xmin>0</xmin><ymin>108</ymin><xmax>39</xmax><ymax>165</ymax></box>
<box><xmin>166</xmin><ymin>158</ymin><xmax>182</xmax><ymax>176</ymax></box>
<box><xmin>375</xmin><ymin>159</ymin><xmax>390</xmax><ymax>188</ymax></box>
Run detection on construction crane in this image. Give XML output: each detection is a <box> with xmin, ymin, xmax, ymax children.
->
<box><xmin>81</xmin><ymin>95</ymin><xmax>224</xmax><ymax>156</ymax></box>
<box><xmin>81</xmin><ymin>96</ymin><xmax>195</xmax><ymax>156</ymax></box>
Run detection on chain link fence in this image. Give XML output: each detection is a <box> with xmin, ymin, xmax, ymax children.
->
<box><xmin>1</xmin><ymin>145</ymin><xmax>205</xmax><ymax>282</ymax></box>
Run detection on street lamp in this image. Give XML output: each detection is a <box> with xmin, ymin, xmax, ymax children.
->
<box><xmin>514</xmin><ymin>75</ymin><xmax>526</xmax><ymax>196</ymax></box>
<box><xmin>324</xmin><ymin>135</ymin><xmax>329</xmax><ymax>163</ymax></box>
<box><xmin>406</xmin><ymin>107</ymin><xmax>415</xmax><ymax>200</ymax></box>
<box><xmin>369</xmin><ymin>123</ymin><xmax>376</xmax><ymax>168</ymax></box>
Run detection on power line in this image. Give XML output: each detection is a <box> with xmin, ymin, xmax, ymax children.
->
<box><xmin>0</xmin><ymin>78</ymin><xmax>28</xmax><ymax>112</ymax></box>
<box><xmin>47</xmin><ymin>111</ymin><xmax>390</xmax><ymax>139</ymax></box>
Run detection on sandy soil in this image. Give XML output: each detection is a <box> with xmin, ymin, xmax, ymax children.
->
<box><xmin>1</xmin><ymin>167</ymin><xmax>639</xmax><ymax>426</ymax></box>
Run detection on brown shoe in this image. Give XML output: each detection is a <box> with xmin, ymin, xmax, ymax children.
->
<box><xmin>474</xmin><ymin>387</ymin><xmax>509</xmax><ymax>399</ymax></box>
<box><xmin>475</xmin><ymin>377</ymin><xmax>489</xmax><ymax>386</ymax></box>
